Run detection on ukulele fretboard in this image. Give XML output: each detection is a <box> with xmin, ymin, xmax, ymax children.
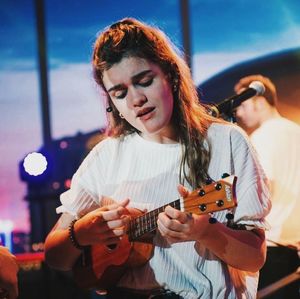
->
<box><xmin>128</xmin><ymin>199</ymin><xmax>181</xmax><ymax>241</ymax></box>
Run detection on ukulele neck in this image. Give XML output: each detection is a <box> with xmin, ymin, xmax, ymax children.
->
<box><xmin>128</xmin><ymin>199</ymin><xmax>181</xmax><ymax>241</ymax></box>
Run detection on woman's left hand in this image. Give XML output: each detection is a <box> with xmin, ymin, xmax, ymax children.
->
<box><xmin>157</xmin><ymin>185</ymin><xmax>209</xmax><ymax>243</ymax></box>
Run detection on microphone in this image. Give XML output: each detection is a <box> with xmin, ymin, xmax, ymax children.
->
<box><xmin>209</xmin><ymin>81</ymin><xmax>265</xmax><ymax>118</ymax></box>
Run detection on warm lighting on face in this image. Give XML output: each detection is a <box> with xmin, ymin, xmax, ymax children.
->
<box><xmin>23</xmin><ymin>152</ymin><xmax>48</xmax><ymax>176</ymax></box>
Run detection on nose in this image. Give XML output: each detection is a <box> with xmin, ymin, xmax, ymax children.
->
<box><xmin>127</xmin><ymin>87</ymin><xmax>147</xmax><ymax>107</ymax></box>
<box><xmin>235</xmin><ymin>107</ymin><xmax>243</xmax><ymax>119</ymax></box>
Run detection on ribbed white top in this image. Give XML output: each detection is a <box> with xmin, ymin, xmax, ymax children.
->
<box><xmin>58</xmin><ymin>122</ymin><xmax>270</xmax><ymax>299</ymax></box>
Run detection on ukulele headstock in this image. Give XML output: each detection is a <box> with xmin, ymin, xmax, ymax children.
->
<box><xmin>183</xmin><ymin>175</ymin><xmax>237</xmax><ymax>215</ymax></box>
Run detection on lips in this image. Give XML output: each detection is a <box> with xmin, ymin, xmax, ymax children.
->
<box><xmin>136</xmin><ymin>107</ymin><xmax>155</xmax><ymax>118</ymax></box>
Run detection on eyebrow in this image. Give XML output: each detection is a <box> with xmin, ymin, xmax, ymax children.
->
<box><xmin>107</xmin><ymin>70</ymin><xmax>153</xmax><ymax>93</ymax></box>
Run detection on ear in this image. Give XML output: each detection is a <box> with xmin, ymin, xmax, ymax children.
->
<box><xmin>255</xmin><ymin>96</ymin><xmax>268</xmax><ymax>109</ymax></box>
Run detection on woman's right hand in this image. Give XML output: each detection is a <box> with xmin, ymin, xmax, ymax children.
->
<box><xmin>73</xmin><ymin>198</ymin><xmax>130</xmax><ymax>247</ymax></box>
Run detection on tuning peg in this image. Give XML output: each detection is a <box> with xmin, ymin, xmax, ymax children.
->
<box><xmin>198</xmin><ymin>204</ymin><xmax>207</xmax><ymax>212</ymax></box>
<box><xmin>222</xmin><ymin>173</ymin><xmax>230</xmax><ymax>178</ymax></box>
<box><xmin>216</xmin><ymin>200</ymin><xmax>224</xmax><ymax>207</ymax></box>
<box><xmin>198</xmin><ymin>189</ymin><xmax>206</xmax><ymax>197</ymax></box>
<box><xmin>226</xmin><ymin>212</ymin><xmax>234</xmax><ymax>220</ymax></box>
<box><xmin>226</xmin><ymin>212</ymin><xmax>234</xmax><ymax>228</ymax></box>
<box><xmin>205</xmin><ymin>177</ymin><xmax>213</xmax><ymax>185</ymax></box>
<box><xmin>208</xmin><ymin>217</ymin><xmax>217</xmax><ymax>224</ymax></box>
<box><xmin>215</xmin><ymin>183</ymin><xmax>222</xmax><ymax>190</ymax></box>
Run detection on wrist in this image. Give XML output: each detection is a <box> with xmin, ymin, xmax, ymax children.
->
<box><xmin>68</xmin><ymin>219</ymin><xmax>85</xmax><ymax>250</ymax></box>
<box><xmin>194</xmin><ymin>214</ymin><xmax>215</xmax><ymax>241</ymax></box>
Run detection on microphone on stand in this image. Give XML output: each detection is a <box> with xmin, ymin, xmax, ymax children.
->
<box><xmin>209</xmin><ymin>81</ymin><xmax>265</xmax><ymax>119</ymax></box>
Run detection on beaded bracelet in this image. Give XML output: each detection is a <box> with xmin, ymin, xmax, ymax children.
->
<box><xmin>68</xmin><ymin>219</ymin><xmax>85</xmax><ymax>250</ymax></box>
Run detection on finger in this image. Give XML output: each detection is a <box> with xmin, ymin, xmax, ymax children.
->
<box><xmin>95</xmin><ymin>214</ymin><xmax>130</xmax><ymax>233</ymax></box>
<box><xmin>157</xmin><ymin>219</ymin><xmax>186</xmax><ymax>239</ymax></box>
<box><xmin>115</xmin><ymin>198</ymin><xmax>130</xmax><ymax>211</ymax></box>
<box><xmin>164</xmin><ymin>206</ymin><xmax>190</xmax><ymax>224</ymax></box>
<box><xmin>104</xmin><ymin>215</ymin><xmax>130</xmax><ymax>231</ymax></box>
<box><xmin>101</xmin><ymin>206</ymin><xmax>129</xmax><ymax>221</ymax></box>
<box><xmin>100</xmin><ymin>196</ymin><xmax>116</xmax><ymax>206</ymax></box>
<box><xmin>158</xmin><ymin>212</ymin><xmax>188</xmax><ymax>232</ymax></box>
<box><xmin>177</xmin><ymin>184</ymin><xmax>189</xmax><ymax>198</ymax></box>
<box><xmin>92</xmin><ymin>198</ymin><xmax>130</xmax><ymax>219</ymax></box>
<box><xmin>106</xmin><ymin>198</ymin><xmax>130</xmax><ymax>210</ymax></box>
<box><xmin>105</xmin><ymin>218</ymin><xmax>126</xmax><ymax>229</ymax></box>
<box><xmin>112</xmin><ymin>227</ymin><xmax>126</xmax><ymax>236</ymax></box>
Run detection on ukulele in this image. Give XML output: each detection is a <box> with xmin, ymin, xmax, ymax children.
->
<box><xmin>73</xmin><ymin>175</ymin><xmax>237</xmax><ymax>290</ymax></box>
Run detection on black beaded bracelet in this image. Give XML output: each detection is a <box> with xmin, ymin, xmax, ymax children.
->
<box><xmin>68</xmin><ymin>219</ymin><xmax>85</xmax><ymax>250</ymax></box>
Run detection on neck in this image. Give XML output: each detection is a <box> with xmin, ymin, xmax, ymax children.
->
<box><xmin>248</xmin><ymin>105</ymin><xmax>280</xmax><ymax>136</ymax></box>
<box><xmin>259</xmin><ymin>105</ymin><xmax>280</xmax><ymax>125</ymax></box>
<box><xmin>140</xmin><ymin>127</ymin><xmax>179</xmax><ymax>144</ymax></box>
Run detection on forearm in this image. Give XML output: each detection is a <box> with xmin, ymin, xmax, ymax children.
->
<box><xmin>199</xmin><ymin>218</ymin><xmax>266</xmax><ymax>272</ymax></box>
<box><xmin>44</xmin><ymin>213</ymin><xmax>82</xmax><ymax>271</ymax></box>
<box><xmin>44</xmin><ymin>227</ymin><xmax>82</xmax><ymax>271</ymax></box>
<box><xmin>44</xmin><ymin>201</ymin><xmax>130</xmax><ymax>271</ymax></box>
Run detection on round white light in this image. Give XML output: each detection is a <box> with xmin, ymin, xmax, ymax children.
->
<box><xmin>23</xmin><ymin>152</ymin><xmax>48</xmax><ymax>176</ymax></box>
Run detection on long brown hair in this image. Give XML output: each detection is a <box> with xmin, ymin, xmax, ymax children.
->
<box><xmin>92</xmin><ymin>18</ymin><xmax>220</xmax><ymax>188</ymax></box>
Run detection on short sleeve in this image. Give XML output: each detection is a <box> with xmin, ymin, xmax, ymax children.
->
<box><xmin>56</xmin><ymin>138</ymin><xmax>112</xmax><ymax>218</ymax></box>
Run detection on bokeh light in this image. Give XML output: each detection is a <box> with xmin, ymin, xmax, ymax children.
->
<box><xmin>23</xmin><ymin>152</ymin><xmax>48</xmax><ymax>176</ymax></box>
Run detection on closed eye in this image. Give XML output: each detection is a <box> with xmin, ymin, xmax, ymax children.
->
<box><xmin>109</xmin><ymin>74</ymin><xmax>154</xmax><ymax>99</ymax></box>
<box><xmin>114</xmin><ymin>89</ymin><xmax>127</xmax><ymax>99</ymax></box>
<box><xmin>138</xmin><ymin>77</ymin><xmax>153</xmax><ymax>87</ymax></box>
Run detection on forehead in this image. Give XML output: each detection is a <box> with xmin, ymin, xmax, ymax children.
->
<box><xmin>102</xmin><ymin>57</ymin><xmax>162</xmax><ymax>87</ymax></box>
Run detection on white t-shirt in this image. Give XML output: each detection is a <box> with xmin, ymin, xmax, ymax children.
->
<box><xmin>58</xmin><ymin>122</ymin><xmax>270</xmax><ymax>299</ymax></box>
<box><xmin>251</xmin><ymin>117</ymin><xmax>300</xmax><ymax>247</ymax></box>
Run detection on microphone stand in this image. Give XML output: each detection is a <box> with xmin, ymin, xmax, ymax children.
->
<box><xmin>209</xmin><ymin>100</ymin><xmax>237</xmax><ymax>123</ymax></box>
<box><xmin>221</xmin><ymin>99</ymin><xmax>236</xmax><ymax>123</ymax></box>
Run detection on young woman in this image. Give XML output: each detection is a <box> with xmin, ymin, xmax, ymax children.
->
<box><xmin>45</xmin><ymin>18</ymin><xmax>271</xmax><ymax>299</ymax></box>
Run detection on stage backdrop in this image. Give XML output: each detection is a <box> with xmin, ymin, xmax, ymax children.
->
<box><xmin>0</xmin><ymin>0</ymin><xmax>299</xmax><ymax>249</ymax></box>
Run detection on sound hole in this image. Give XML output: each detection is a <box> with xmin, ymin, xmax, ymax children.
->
<box><xmin>106</xmin><ymin>244</ymin><xmax>118</xmax><ymax>251</ymax></box>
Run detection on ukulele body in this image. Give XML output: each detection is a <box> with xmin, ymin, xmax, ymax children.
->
<box><xmin>73</xmin><ymin>234</ymin><xmax>153</xmax><ymax>290</ymax></box>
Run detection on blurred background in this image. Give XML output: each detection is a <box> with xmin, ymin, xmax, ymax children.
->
<box><xmin>0</xmin><ymin>0</ymin><xmax>300</xmax><ymax>298</ymax></box>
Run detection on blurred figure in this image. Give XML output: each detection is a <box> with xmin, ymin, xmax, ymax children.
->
<box><xmin>235</xmin><ymin>74</ymin><xmax>300</xmax><ymax>299</ymax></box>
<box><xmin>0</xmin><ymin>246</ymin><xmax>19</xmax><ymax>299</ymax></box>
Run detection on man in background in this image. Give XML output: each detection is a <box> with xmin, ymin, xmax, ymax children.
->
<box><xmin>234</xmin><ymin>74</ymin><xmax>300</xmax><ymax>298</ymax></box>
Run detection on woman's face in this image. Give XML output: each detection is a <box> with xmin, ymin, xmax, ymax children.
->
<box><xmin>102</xmin><ymin>56</ymin><xmax>176</xmax><ymax>143</ymax></box>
